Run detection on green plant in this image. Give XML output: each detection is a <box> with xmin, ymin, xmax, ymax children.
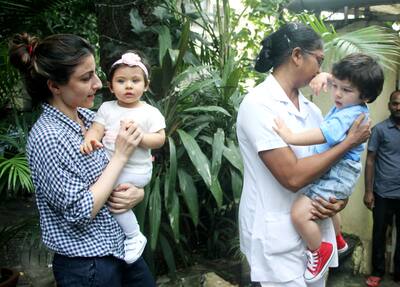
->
<box><xmin>120</xmin><ymin>0</ymin><xmax>245</xmax><ymax>275</ymax></box>
<box><xmin>298</xmin><ymin>14</ymin><xmax>400</xmax><ymax>72</ymax></box>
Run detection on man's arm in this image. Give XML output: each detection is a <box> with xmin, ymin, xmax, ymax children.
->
<box><xmin>364</xmin><ymin>151</ymin><xmax>376</xmax><ymax>210</ymax></box>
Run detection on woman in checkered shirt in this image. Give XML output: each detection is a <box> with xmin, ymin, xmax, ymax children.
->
<box><xmin>9</xmin><ymin>33</ymin><xmax>156</xmax><ymax>286</ymax></box>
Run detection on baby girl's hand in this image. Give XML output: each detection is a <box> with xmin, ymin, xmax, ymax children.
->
<box><xmin>125</xmin><ymin>120</ymin><xmax>144</xmax><ymax>141</ymax></box>
<box><xmin>80</xmin><ymin>139</ymin><xmax>103</xmax><ymax>154</ymax></box>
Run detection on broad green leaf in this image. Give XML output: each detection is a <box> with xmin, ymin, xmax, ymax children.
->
<box><xmin>159</xmin><ymin>233</ymin><xmax>177</xmax><ymax>275</ymax></box>
<box><xmin>210</xmin><ymin>177</ymin><xmax>223</xmax><ymax>209</ymax></box>
<box><xmin>224</xmin><ymin>67</ymin><xmax>241</xmax><ymax>101</ymax></box>
<box><xmin>184</xmin><ymin>106</ymin><xmax>231</xmax><ymax>117</ymax></box>
<box><xmin>211</xmin><ymin>129</ymin><xmax>225</xmax><ymax>177</ymax></box>
<box><xmin>149</xmin><ymin>178</ymin><xmax>161</xmax><ymax>250</ymax></box>
<box><xmin>129</xmin><ymin>9</ymin><xmax>146</xmax><ymax>34</ymax></box>
<box><xmin>166</xmin><ymin>136</ymin><xmax>177</xmax><ymax>203</ymax></box>
<box><xmin>177</xmin><ymin>129</ymin><xmax>211</xmax><ymax>187</ymax></box>
<box><xmin>135</xmin><ymin>184</ymin><xmax>151</xmax><ymax>231</ymax></box>
<box><xmin>177</xmin><ymin>169</ymin><xmax>199</xmax><ymax>226</ymax></box>
<box><xmin>187</xmin><ymin>122</ymin><xmax>210</xmax><ymax>138</ymax></box>
<box><xmin>223</xmin><ymin>140</ymin><xmax>243</xmax><ymax>174</ymax></box>
<box><xmin>230</xmin><ymin>168</ymin><xmax>242</xmax><ymax>204</ymax></box>
<box><xmin>153</xmin><ymin>25</ymin><xmax>172</xmax><ymax>65</ymax></box>
<box><xmin>161</xmin><ymin>51</ymin><xmax>174</xmax><ymax>92</ymax></box>
<box><xmin>171</xmin><ymin>65</ymin><xmax>211</xmax><ymax>87</ymax></box>
<box><xmin>173</xmin><ymin>20</ymin><xmax>190</xmax><ymax>76</ymax></box>
<box><xmin>152</xmin><ymin>6</ymin><xmax>168</xmax><ymax>20</ymax></box>
<box><xmin>166</xmin><ymin>187</ymin><xmax>180</xmax><ymax>242</ymax></box>
<box><xmin>181</xmin><ymin>78</ymin><xmax>216</xmax><ymax>99</ymax></box>
<box><xmin>164</xmin><ymin>138</ymin><xmax>180</xmax><ymax>242</ymax></box>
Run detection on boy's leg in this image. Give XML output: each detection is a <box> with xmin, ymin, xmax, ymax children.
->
<box><xmin>292</xmin><ymin>196</ymin><xmax>334</xmax><ymax>283</ymax></box>
<box><xmin>332</xmin><ymin>214</ymin><xmax>341</xmax><ymax>235</ymax></box>
<box><xmin>332</xmin><ymin>214</ymin><xmax>348</xmax><ymax>254</ymax></box>
<box><xmin>291</xmin><ymin>195</ymin><xmax>321</xmax><ymax>250</ymax></box>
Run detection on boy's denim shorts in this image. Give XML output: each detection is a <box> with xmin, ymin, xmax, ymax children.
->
<box><xmin>303</xmin><ymin>158</ymin><xmax>361</xmax><ymax>201</ymax></box>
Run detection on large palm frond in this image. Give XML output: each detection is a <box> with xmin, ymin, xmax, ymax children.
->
<box><xmin>299</xmin><ymin>14</ymin><xmax>400</xmax><ymax>72</ymax></box>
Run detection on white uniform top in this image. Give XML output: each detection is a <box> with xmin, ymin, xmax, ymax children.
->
<box><xmin>236</xmin><ymin>75</ymin><xmax>338</xmax><ymax>284</ymax></box>
<box><xmin>94</xmin><ymin>100</ymin><xmax>165</xmax><ymax>174</ymax></box>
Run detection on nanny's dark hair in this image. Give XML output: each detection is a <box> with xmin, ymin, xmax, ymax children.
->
<box><xmin>9</xmin><ymin>33</ymin><xmax>95</xmax><ymax>107</ymax></box>
<box><xmin>255</xmin><ymin>22</ymin><xmax>323</xmax><ymax>73</ymax></box>
<box><xmin>331</xmin><ymin>53</ymin><xmax>384</xmax><ymax>103</ymax></box>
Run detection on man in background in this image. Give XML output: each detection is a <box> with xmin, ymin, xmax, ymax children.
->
<box><xmin>364</xmin><ymin>90</ymin><xmax>400</xmax><ymax>287</ymax></box>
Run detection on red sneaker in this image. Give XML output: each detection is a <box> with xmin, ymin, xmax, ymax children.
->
<box><xmin>336</xmin><ymin>233</ymin><xmax>348</xmax><ymax>254</ymax></box>
<box><xmin>304</xmin><ymin>242</ymin><xmax>334</xmax><ymax>283</ymax></box>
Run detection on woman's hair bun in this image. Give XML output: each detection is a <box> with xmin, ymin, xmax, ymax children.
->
<box><xmin>9</xmin><ymin>33</ymin><xmax>39</xmax><ymax>73</ymax></box>
<box><xmin>255</xmin><ymin>35</ymin><xmax>274</xmax><ymax>73</ymax></box>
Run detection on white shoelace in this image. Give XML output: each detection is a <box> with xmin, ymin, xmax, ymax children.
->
<box><xmin>305</xmin><ymin>250</ymin><xmax>319</xmax><ymax>272</ymax></box>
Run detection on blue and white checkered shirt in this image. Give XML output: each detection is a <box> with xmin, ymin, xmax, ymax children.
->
<box><xmin>27</xmin><ymin>103</ymin><xmax>124</xmax><ymax>258</ymax></box>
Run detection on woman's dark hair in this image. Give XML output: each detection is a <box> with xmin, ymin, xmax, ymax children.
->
<box><xmin>9</xmin><ymin>33</ymin><xmax>95</xmax><ymax>106</ymax></box>
<box><xmin>331</xmin><ymin>53</ymin><xmax>384</xmax><ymax>103</ymax></box>
<box><xmin>255</xmin><ymin>22</ymin><xmax>323</xmax><ymax>73</ymax></box>
<box><xmin>107</xmin><ymin>50</ymin><xmax>150</xmax><ymax>86</ymax></box>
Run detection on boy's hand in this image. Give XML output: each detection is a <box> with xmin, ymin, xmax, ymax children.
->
<box><xmin>80</xmin><ymin>139</ymin><xmax>103</xmax><ymax>154</ymax></box>
<box><xmin>273</xmin><ymin>117</ymin><xmax>293</xmax><ymax>143</ymax></box>
<box><xmin>309</xmin><ymin>72</ymin><xmax>331</xmax><ymax>96</ymax></box>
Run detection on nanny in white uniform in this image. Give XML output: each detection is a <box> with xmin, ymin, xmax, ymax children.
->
<box><xmin>236</xmin><ymin>22</ymin><xmax>371</xmax><ymax>287</ymax></box>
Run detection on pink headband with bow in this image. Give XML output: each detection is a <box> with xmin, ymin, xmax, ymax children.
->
<box><xmin>111</xmin><ymin>52</ymin><xmax>149</xmax><ymax>79</ymax></box>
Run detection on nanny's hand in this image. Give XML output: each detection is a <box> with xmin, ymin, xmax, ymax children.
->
<box><xmin>310</xmin><ymin>197</ymin><xmax>348</xmax><ymax>220</ymax></box>
<box><xmin>345</xmin><ymin>113</ymin><xmax>371</xmax><ymax>148</ymax></box>
<box><xmin>113</xmin><ymin>120</ymin><xmax>143</xmax><ymax>162</ymax></box>
<box><xmin>107</xmin><ymin>183</ymin><xmax>144</xmax><ymax>214</ymax></box>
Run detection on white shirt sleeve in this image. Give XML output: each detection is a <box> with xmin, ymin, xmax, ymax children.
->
<box><xmin>147</xmin><ymin>106</ymin><xmax>166</xmax><ymax>133</ymax></box>
<box><xmin>238</xmin><ymin>97</ymin><xmax>287</xmax><ymax>153</ymax></box>
<box><xmin>93</xmin><ymin>102</ymin><xmax>108</xmax><ymax>126</ymax></box>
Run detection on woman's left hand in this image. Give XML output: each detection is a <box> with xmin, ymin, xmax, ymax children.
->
<box><xmin>107</xmin><ymin>183</ymin><xmax>144</xmax><ymax>213</ymax></box>
<box><xmin>310</xmin><ymin>197</ymin><xmax>348</xmax><ymax>220</ymax></box>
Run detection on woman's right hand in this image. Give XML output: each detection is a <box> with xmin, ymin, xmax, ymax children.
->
<box><xmin>113</xmin><ymin>120</ymin><xmax>143</xmax><ymax>162</ymax></box>
<box><xmin>108</xmin><ymin>183</ymin><xmax>144</xmax><ymax>213</ymax></box>
<box><xmin>345</xmin><ymin>113</ymin><xmax>371</xmax><ymax>147</ymax></box>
